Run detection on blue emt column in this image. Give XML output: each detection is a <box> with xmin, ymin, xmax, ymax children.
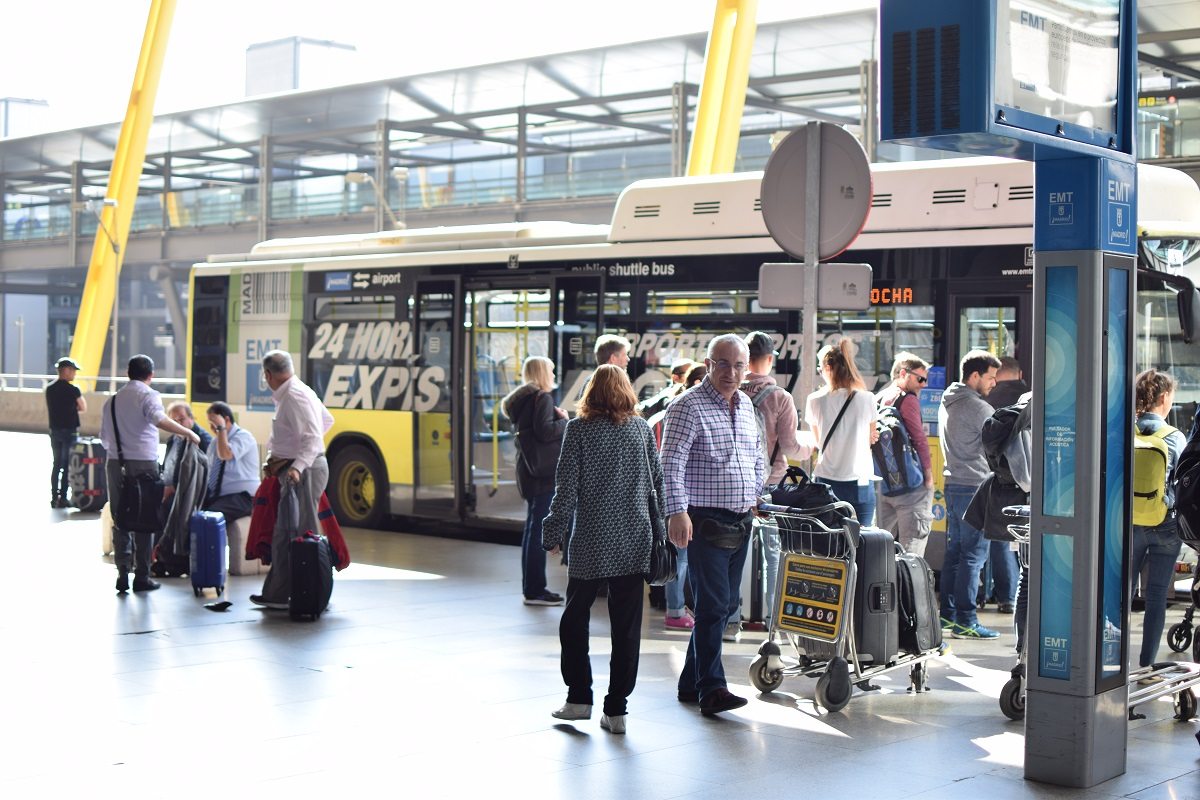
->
<box><xmin>880</xmin><ymin>0</ymin><xmax>1138</xmax><ymax>787</ymax></box>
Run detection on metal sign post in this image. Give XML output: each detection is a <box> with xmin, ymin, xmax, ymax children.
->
<box><xmin>758</xmin><ymin>121</ymin><xmax>873</xmax><ymax>415</ymax></box>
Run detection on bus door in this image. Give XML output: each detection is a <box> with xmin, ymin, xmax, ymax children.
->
<box><xmin>551</xmin><ymin>273</ymin><xmax>606</xmax><ymax>412</ymax></box>
<box><xmin>412</xmin><ymin>278</ymin><xmax>461</xmax><ymax>520</ymax></box>
<box><xmin>947</xmin><ymin>289</ymin><xmax>1031</xmax><ymax>376</ymax></box>
<box><xmin>465</xmin><ymin>280</ymin><xmax>552</xmax><ymax>525</ymax></box>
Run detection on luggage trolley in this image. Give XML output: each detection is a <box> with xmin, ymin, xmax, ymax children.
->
<box><xmin>1165</xmin><ymin>556</ymin><xmax>1200</xmax><ymax>663</ymax></box>
<box><xmin>749</xmin><ymin>502</ymin><xmax>946</xmax><ymax>713</ymax></box>
<box><xmin>999</xmin><ymin>505</ymin><xmax>1200</xmax><ymax>723</ymax></box>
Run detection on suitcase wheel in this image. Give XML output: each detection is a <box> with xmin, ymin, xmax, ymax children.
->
<box><xmin>193</xmin><ymin>586</ymin><xmax>201</xmax><ymax>597</ymax></box>
<box><xmin>217</xmin><ymin>585</ymin><xmax>224</xmax><ymax>597</ymax></box>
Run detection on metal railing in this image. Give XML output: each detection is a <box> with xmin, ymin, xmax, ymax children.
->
<box><xmin>0</xmin><ymin>372</ymin><xmax>186</xmax><ymax>393</ymax></box>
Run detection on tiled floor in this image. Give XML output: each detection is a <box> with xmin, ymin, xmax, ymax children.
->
<box><xmin>4</xmin><ymin>430</ymin><xmax>1197</xmax><ymax>797</ymax></box>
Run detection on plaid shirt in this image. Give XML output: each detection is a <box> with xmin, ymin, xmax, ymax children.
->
<box><xmin>660</xmin><ymin>377</ymin><xmax>765</xmax><ymax>516</ymax></box>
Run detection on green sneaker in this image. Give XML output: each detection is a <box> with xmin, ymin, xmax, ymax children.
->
<box><xmin>952</xmin><ymin>622</ymin><xmax>1000</xmax><ymax>640</ymax></box>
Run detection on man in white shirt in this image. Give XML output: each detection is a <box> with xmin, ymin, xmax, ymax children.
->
<box><xmin>99</xmin><ymin>354</ymin><xmax>201</xmax><ymax>593</ymax></box>
<box><xmin>251</xmin><ymin>350</ymin><xmax>335</xmax><ymax>609</ymax></box>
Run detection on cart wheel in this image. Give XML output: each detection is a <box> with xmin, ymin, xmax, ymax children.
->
<box><xmin>908</xmin><ymin>663</ymin><xmax>929</xmax><ymax>694</ymax></box>
<box><xmin>815</xmin><ymin>672</ymin><xmax>851</xmax><ymax>713</ymax></box>
<box><xmin>749</xmin><ymin>655</ymin><xmax>784</xmax><ymax>694</ymax></box>
<box><xmin>1174</xmin><ymin>688</ymin><xmax>1197</xmax><ymax>722</ymax></box>
<box><xmin>1194</xmin><ymin>634</ymin><xmax>1200</xmax><ymax>664</ymax></box>
<box><xmin>1167</xmin><ymin>623</ymin><xmax>1192</xmax><ymax>654</ymax></box>
<box><xmin>999</xmin><ymin>677</ymin><xmax>1026</xmax><ymax>721</ymax></box>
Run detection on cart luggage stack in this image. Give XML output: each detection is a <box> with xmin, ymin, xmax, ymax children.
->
<box><xmin>749</xmin><ymin>502</ymin><xmax>946</xmax><ymax>712</ymax></box>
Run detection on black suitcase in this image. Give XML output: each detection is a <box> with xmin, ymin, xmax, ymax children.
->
<box><xmin>896</xmin><ymin>547</ymin><xmax>943</xmax><ymax>654</ymax></box>
<box><xmin>69</xmin><ymin>437</ymin><xmax>107</xmax><ymax>512</ymax></box>
<box><xmin>289</xmin><ymin>533</ymin><xmax>333</xmax><ymax>621</ymax></box>
<box><xmin>851</xmin><ymin>528</ymin><xmax>900</xmax><ymax>664</ymax></box>
<box><xmin>739</xmin><ymin>523</ymin><xmax>770</xmax><ymax>624</ymax></box>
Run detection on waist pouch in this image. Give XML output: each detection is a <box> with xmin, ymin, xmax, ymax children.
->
<box><xmin>690</xmin><ymin>507</ymin><xmax>754</xmax><ymax>550</ymax></box>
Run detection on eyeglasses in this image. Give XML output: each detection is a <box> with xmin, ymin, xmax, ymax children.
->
<box><xmin>710</xmin><ymin>360</ymin><xmax>748</xmax><ymax>373</ymax></box>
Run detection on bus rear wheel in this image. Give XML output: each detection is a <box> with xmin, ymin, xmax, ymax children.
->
<box><xmin>329</xmin><ymin>445</ymin><xmax>386</xmax><ymax>528</ymax></box>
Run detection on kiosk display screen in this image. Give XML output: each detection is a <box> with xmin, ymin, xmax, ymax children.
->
<box><xmin>994</xmin><ymin>0</ymin><xmax>1121</xmax><ymax>136</ymax></box>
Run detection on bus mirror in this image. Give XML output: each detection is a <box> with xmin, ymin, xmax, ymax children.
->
<box><xmin>1178</xmin><ymin>287</ymin><xmax>1200</xmax><ymax>344</ymax></box>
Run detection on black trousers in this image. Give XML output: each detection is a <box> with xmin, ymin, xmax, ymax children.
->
<box><xmin>204</xmin><ymin>491</ymin><xmax>253</xmax><ymax>523</ymax></box>
<box><xmin>559</xmin><ymin>572</ymin><xmax>645</xmax><ymax>716</ymax></box>
<box><xmin>49</xmin><ymin>428</ymin><xmax>76</xmax><ymax>500</ymax></box>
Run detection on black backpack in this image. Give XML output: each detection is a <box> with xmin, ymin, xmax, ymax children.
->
<box><xmin>1173</xmin><ymin>435</ymin><xmax>1200</xmax><ymax>551</ymax></box>
<box><xmin>981</xmin><ymin>402</ymin><xmax>1024</xmax><ymax>487</ymax></box>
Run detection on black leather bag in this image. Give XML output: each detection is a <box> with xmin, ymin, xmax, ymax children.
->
<box><xmin>116</xmin><ymin>472</ymin><xmax>165</xmax><ymax>533</ymax></box>
<box><xmin>768</xmin><ymin>466</ymin><xmax>855</xmax><ymax>553</ymax></box>
<box><xmin>109</xmin><ymin>399</ymin><xmax>166</xmax><ymax>533</ymax></box>
<box><xmin>641</xmin><ymin>433</ymin><xmax>677</xmax><ymax>586</ymax></box>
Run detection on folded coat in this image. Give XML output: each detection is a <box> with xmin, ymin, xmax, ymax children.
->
<box><xmin>245</xmin><ymin>475</ymin><xmax>351</xmax><ymax>570</ymax></box>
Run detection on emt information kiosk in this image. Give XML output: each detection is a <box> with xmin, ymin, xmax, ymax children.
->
<box><xmin>881</xmin><ymin>0</ymin><xmax>1138</xmax><ymax>788</ymax></box>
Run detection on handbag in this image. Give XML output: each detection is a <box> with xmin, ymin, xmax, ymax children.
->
<box><xmin>109</xmin><ymin>397</ymin><xmax>166</xmax><ymax>533</ymax></box>
<box><xmin>641</xmin><ymin>430</ymin><xmax>677</xmax><ymax>586</ymax></box>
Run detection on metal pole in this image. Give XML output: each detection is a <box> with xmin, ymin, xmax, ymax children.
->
<box><xmin>15</xmin><ymin>316</ymin><xmax>24</xmax><ymax>390</ymax></box>
<box><xmin>798</xmin><ymin>121</ymin><xmax>821</xmax><ymax>424</ymax></box>
<box><xmin>111</xmin><ymin>267</ymin><xmax>119</xmax><ymax>393</ymax></box>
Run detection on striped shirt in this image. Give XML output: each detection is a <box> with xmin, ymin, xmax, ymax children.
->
<box><xmin>660</xmin><ymin>377</ymin><xmax>765</xmax><ymax>517</ymax></box>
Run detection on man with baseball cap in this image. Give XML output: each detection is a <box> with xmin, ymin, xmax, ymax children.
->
<box><xmin>46</xmin><ymin>356</ymin><xmax>86</xmax><ymax>508</ymax></box>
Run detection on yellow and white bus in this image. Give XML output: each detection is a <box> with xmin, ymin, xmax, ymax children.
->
<box><xmin>188</xmin><ymin>156</ymin><xmax>1200</xmax><ymax>534</ymax></box>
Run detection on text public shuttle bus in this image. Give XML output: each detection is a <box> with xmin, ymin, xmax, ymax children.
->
<box><xmin>188</xmin><ymin>156</ymin><xmax>1200</xmax><ymax>533</ymax></box>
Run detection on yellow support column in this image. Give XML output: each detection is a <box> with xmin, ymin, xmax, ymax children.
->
<box><xmin>686</xmin><ymin>0</ymin><xmax>759</xmax><ymax>176</ymax></box>
<box><xmin>69</xmin><ymin>0</ymin><xmax>177</xmax><ymax>389</ymax></box>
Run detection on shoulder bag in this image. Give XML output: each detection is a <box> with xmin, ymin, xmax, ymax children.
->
<box><xmin>641</xmin><ymin>428</ymin><xmax>677</xmax><ymax>586</ymax></box>
<box><xmin>110</xmin><ymin>397</ymin><xmax>166</xmax><ymax>533</ymax></box>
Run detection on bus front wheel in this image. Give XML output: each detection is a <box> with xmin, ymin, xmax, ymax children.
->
<box><xmin>329</xmin><ymin>445</ymin><xmax>386</xmax><ymax>528</ymax></box>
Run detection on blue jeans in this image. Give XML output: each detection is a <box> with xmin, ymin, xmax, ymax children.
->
<box><xmin>989</xmin><ymin>540</ymin><xmax>1019</xmax><ymax>605</ymax></box>
<box><xmin>49</xmin><ymin>428</ymin><xmax>75</xmax><ymax>501</ymax></box>
<box><xmin>723</xmin><ymin>523</ymin><xmax>781</xmax><ymax>625</ymax></box>
<box><xmin>823</xmin><ymin>479</ymin><xmax>876</xmax><ymax>527</ymax></box>
<box><xmin>940</xmin><ymin>483</ymin><xmax>990</xmax><ymax>628</ymax></box>
<box><xmin>1130</xmin><ymin>520</ymin><xmax>1183</xmax><ymax>667</ymax></box>
<box><xmin>664</xmin><ymin>545</ymin><xmax>691</xmax><ymax>614</ymax></box>
<box><xmin>678</xmin><ymin>510</ymin><xmax>751</xmax><ymax>699</ymax></box>
<box><xmin>522</xmin><ymin>491</ymin><xmax>554</xmax><ymax>598</ymax></box>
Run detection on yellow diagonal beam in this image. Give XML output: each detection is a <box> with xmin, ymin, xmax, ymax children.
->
<box><xmin>70</xmin><ymin>0</ymin><xmax>177</xmax><ymax>390</ymax></box>
<box><xmin>687</xmin><ymin>0</ymin><xmax>759</xmax><ymax>176</ymax></box>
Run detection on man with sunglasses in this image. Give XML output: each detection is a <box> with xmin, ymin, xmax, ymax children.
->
<box><xmin>875</xmin><ymin>353</ymin><xmax>935</xmax><ymax>557</ymax></box>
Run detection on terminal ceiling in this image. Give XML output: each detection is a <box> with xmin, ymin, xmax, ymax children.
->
<box><xmin>0</xmin><ymin>3</ymin><xmax>1198</xmax><ymax>203</ymax></box>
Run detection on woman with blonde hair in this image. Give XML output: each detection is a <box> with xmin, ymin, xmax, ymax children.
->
<box><xmin>502</xmin><ymin>355</ymin><xmax>567</xmax><ymax>606</ymax></box>
<box><xmin>805</xmin><ymin>339</ymin><xmax>879</xmax><ymax>524</ymax></box>
<box><xmin>542</xmin><ymin>363</ymin><xmax>664</xmax><ymax>734</ymax></box>
<box><xmin>1131</xmin><ymin>368</ymin><xmax>1185</xmax><ymax>669</ymax></box>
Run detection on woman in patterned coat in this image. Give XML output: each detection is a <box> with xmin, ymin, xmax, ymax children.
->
<box><xmin>542</xmin><ymin>364</ymin><xmax>665</xmax><ymax>735</ymax></box>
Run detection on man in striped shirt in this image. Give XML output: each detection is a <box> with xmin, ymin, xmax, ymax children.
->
<box><xmin>661</xmin><ymin>334</ymin><xmax>766</xmax><ymax>716</ymax></box>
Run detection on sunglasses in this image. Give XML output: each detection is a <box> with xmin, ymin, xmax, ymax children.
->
<box><xmin>914</xmin><ymin>374</ymin><xmax>928</xmax><ymax>384</ymax></box>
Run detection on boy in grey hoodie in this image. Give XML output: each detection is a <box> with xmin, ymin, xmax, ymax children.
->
<box><xmin>937</xmin><ymin>349</ymin><xmax>1002</xmax><ymax>639</ymax></box>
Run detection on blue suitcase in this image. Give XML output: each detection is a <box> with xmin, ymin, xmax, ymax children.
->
<box><xmin>189</xmin><ymin>511</ymin><xmax>227</xmax><ymax>597</ymax></box>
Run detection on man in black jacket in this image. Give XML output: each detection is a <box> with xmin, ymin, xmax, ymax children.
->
<box><xmin>45</xmin><ymin>356</ymin><xmax>86</xmax><ymax>508</ymax></box>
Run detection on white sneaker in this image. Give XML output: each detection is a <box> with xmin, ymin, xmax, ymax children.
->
<box><xmin>600</xmin><ymin>714</ymin><xmax>626</xmax><ymax>734</ymax></box>
<box><xmin>551</xmin><ymin>703</ymin><xmax>592</xmax><ymax>720</ymax></box>
<box><xmin>723</xmin><ymin>621</ymin><xmax>742</xmax><ymax>643</ymax></box>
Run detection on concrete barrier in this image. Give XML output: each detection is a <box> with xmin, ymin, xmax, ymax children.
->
<box><xmin>0</xmin><ymin>388</ymin><xmax>184</xmax><ymax>436</ymax></box>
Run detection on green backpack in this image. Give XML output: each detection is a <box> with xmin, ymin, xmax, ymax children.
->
<box><xmin>1132</xmin><ymin>425</ymin><xmax>1175</xmax><ymax>526</ymax></box>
